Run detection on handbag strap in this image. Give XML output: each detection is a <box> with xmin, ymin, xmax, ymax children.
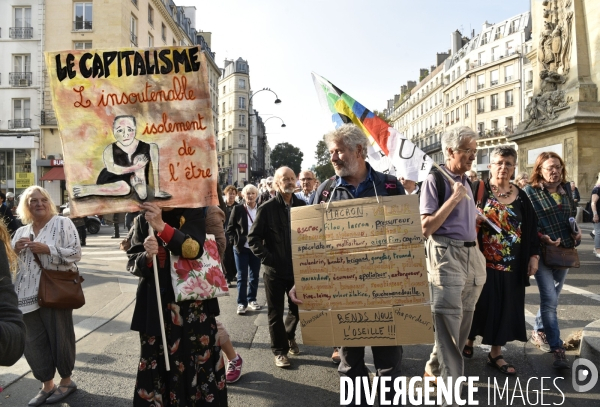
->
<box><xmin>32</xmin><ymin>252</ymin><xmax>45</xmax><ymax>270</ymax></box>
<box><xmin>243</xmin><ymin>205</ymin><xmax>255</xmax><ymax>224</ymax></box>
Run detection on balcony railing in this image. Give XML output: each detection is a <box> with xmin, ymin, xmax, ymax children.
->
<box><xmin>73</xmin><ymin>21</ymin><xmax>93</xmax><ymax>30</ymax></box>
<box><xmin>465</xmin><ymin>113</ymin><xmax>469</xmax><ymax>118</ymax></box>
<box><xmin>505</xmin><ymin>76</ymin><xmax>513</xmax><ymax>82</ymax></box>
<box><xmin>491</xmin><ymin>104</ymin><xmax>498</xmax><ymax>111</ymax></box>
<box><xmin>422</xmin><ymin>141</ymin><xmax>441</xmax><ymax>154</ymax></box>
<box><xmin>40</xmin><ymin>110</ymin><xmax>58</xmax><ymax>126</ymax></box>
<box><xmin>9</xmin><ymin>119</ymin><xmax>31</xmax><ymax>129</ymax></box>
<box><xmin>490</xmin><ymin>80</ymin><xmax>498</xmax><ymax>86</ymax></box>
<box><xmin>477</xmin><ymin>108</ymin><xmax>485</xmax><ymax>114</ymax></box>
<box><xmin>505</xmin><ymin>101</ymin><xmax>514</xmax><ymax>107</ymax></box>
<box><xmin>238</xmin><ymin>143</ymin><xmax>247</xmax><ymax>148</ymax></box>
<box><xmin>130</xmin><ymin>32</ymin><xmax>138</xmax><ymax>46</ymax></box>
<box><xmin>9</xmin><ymin>27</ymin><xmax>33</xmax><ymax>39</ymax></box>
<box><xmin>477</xmin><ymin>84</ymin><xmax>485</xmax><ymax>90</ymax></box>
<box><xmin>9</xmin><ymin>72</ymin><xmax>32</xmax><ymax>87</ymax></box>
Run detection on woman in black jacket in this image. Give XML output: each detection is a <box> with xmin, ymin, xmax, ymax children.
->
<box><xmin>463</xmin><ymin>146</ymin><xmax>540</xmax><ymax>375</ymax></box>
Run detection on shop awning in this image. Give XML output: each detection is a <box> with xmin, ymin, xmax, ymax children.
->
<box><xmin>40</xmin><ymin>167</ymin><xmax>65</xmax><ymax>181</ymax></box>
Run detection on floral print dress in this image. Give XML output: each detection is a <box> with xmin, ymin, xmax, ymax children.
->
<box><xmin>469</xmin><ymin>192</ymin><xmax>528</xmax><ymax>345</ymax></box>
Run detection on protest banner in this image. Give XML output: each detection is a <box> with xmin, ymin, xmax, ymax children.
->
<box><xmin>292</xmin><ymin>195</ymin><xmax>434</xmax><ymax>346</ymax></box>
<box><xmin>312</xmin><ymin>72</ymin><xmax>434</xmax><ymax>182</ymax></box>
<box><xmin>45</xmin><ymin>46</ymin><xmax>218</xmax><ymax>217</ymax></box>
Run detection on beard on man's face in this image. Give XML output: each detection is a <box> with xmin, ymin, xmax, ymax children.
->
<box><xmin>333</xmin><ymin>157</ymin><xmax>359</xmax><ymax>177</ymax></box>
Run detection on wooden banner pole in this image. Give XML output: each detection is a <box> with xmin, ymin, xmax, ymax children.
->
<box><xmin>148</xmin><ymin>225</ymin><xmax>170</xmax><ymax>371</ymax></box>
<box><xmin>430</xmin><ymin>161</ymin><xmax>471</xmax><ymax>200</ymax></box>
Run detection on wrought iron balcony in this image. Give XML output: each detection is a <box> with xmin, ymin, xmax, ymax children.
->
<box><xmin>73</xmin><ymin>20</ymin><xmax>92</xmax><ymax>30</ymax></box>
<box><xmin>9</xmin><ymin>72</ymin><xmax>32</xmax><ymax>87</ymax></box>
<box><xmin>9</xmin><ymin>119</ymin><xmax>31</xmax><ymax>129</ymax></box>
<box><xmin>9</xmin><ymin>27</ymin><xmax>33</xmax><ymax>39</ymax></box>
<box><xmin>422</xmin><ymin>141</ymin><xmax>441</xmax><ymax>154</ymax></box>
<box><xmin>40</xmin><ymin>110</ymin><xmax>57</xmax><ymax>126</ymax></box>
<box><xmin>477</xmin><ymin>84</ymin><xmax>485</xmax><ymax>90</ymax></box>
<box><xmin>491</xmin><ymin>104</ymin><xmax>499</xmax><ymax>111</ymax></box>
<box><xmin>477</xmin><ymin>108</ymin><xmax>485</xmax><ymax>113</ymax></box>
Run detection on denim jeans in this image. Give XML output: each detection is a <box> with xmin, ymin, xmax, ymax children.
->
<box><xmin>533</xmin><ymin>258</ymin><xmax>568</xmax><ymax>351</ymax></box>
<box><xmin>233</xmin><ymin>246</ymin><xmax>261</xmax><ymax>307</ymax></box>
<box><xmin>594</xmin><ymin>222</ymin><xmax>600</xmax><ymax>249</ymax></box>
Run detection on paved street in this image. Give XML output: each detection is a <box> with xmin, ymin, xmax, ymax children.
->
<box><xmin>1</xmin><ymin>224</ymin><xmax>600</xmax><ymax>406</ymax></box>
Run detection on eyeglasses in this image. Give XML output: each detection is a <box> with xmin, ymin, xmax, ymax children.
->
<box><xmin>542</xmin><ymin>165</ymin><xmax>563</xmax><ymax>172</ymax></box>
<box><xmin>456</xmin><ymin>148</ymin><xmax>477</xmax><ymax>156</ymax></box>
<box><xmin>300</xmin><ymin>178</ymin><xmax>314</xmax><ymax>182</ymax></box>
<box><xmin>491</xmin><ymin>162</ymin><xmax>515</xmax><ymax>168</ymax></box>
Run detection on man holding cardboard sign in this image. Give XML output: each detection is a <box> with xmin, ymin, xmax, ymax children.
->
<box><xmin>419</xmin><ymin>126</ymin><xmax>486</xmax><ymax>401</ymax></box>
<box><xmin>248</xmin><ymin>166</ymin><xmax>306</xmax><ymax>368</ymax></box>
<box><xmin>292</xmin><ymin>124</ymin><xmax>406</xmax><ymax>404</ymax></box>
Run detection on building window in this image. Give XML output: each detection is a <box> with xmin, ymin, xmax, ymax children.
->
<box><xmin>491</xmin><ymin>94</ymin><xmax>499</xmax><ymax>110</ymax></box>
<box><xmin>495</xmin><ymin>26</ymin><xmax>504</xmax><ymax>40</ymax></box>
<box><xmin>506</xmin><ymin>40</ymin><xmax>514</xmax><ymax>56</ymax></box>
<box><xmin>222</xmin><ymin>86</ymin><xmax>226</xmax><ymax>95</ymax></box>
<box><xmin>477</xmin><ymin>74</ymin><xmax>485</xmax><ymax>90</ymax></box>
<box><xmin>238</xmin><ymin>114</ymin><xmax>246</xmax><ymax>127</ymax></box>
<box><xmin>161</xmin><ymin>23</ymin><xmax>166</xmax><ymax>42</ymax></box>
<box><xmin>238</xmin><ymin>79</ymin><xmax>246</xmax><ymax>89</ymax></box>
<box><xmin>478</xmin><ymin>52</ymin><xmax>485</xmax><ymax>66</ymax></box>
<box><xmin>148</xmin><ymin>5</ymin><xmax>154</xmax><ymax>26</ymax></box>
<box><xmin>455</xmin><ymin>108</ymin><xmax>460</xmax><ymax>121</ymax></box>
<box><xmin>490</xmin><ymin>70</ymin><xmax>499</xmax><ymax>86</ymax></box>
<box><xmin>221</xmin><ymin>119</ymin><xmax>225</xmax><ymax>131</ymax></box>
<box><xmin>11</xmin><ymin>55</ymin><xmax>31</xmax><ymax>86</ymax></box>
<box><xmin>12</xmin><ymin>99</ymin><xmax>31</xmax><ymax>129</ymax></box>
<box><xmin>509</xmin><ymin>20</ymin><xmax>518</xmax><ymax>34</ymax></box>
<box><xmin>239</xmin><ymin>153</ymin><xmax>246</xmax><ymax>163</ymax></box>
<box><xmin>505</xmin><ymin>117</ymin><xmax>513</xmax><ymax>132</ymax></box>
<box><xmin>238</xmin><ymin>97</ymin><xmax>246</xmax><ymax>109</ymax></box>
<box><xmin>445</xmin><ymin>94</ymin><xmax>449</xmax><ymax>106</ymax></box>
<box><xmin>464</xmin><ymin>103</ymin><xmax>469</xmax><ymax>118</ymax></box>
<box><xmin>73</xmin><ymin>2</ymin><xmax>93</xmax><ymax>30</ymax></box>
<box><xmin>477</xmin><ymin>98</ymin><xmax>485</xmax><ymax>113</ymax></box>
<box><xmin>74</xmin><ymin>41</ymin><xmax>92</xmax><ymax>50</ymax></box>
<box><xmin>148</xmin><ymin>34</ymin><xmax>153</xmax><ymax>48</ymax></box>
<box><xmin>491</xmin><ymin>46</ymin><xmax>499</xmax><ymax>62</ymax></box>
<box><xmin>477</xmin><ymin>122</ymin><xmax>485</xmax><ymax>136</ymax></box>
<box><xmin>491</xmin><ymin>119</ymin><xmax>498</xmax><ymax>130</ymax></box>
<box><xmin>239</xmin><ymin>134</ymin><xmax>245</xmax><ymax>147</ymax></box>
<box><xmin>450</xmin><ymin>110</ymin><xmax>454</xmax><ymax>123</ymax></box>
<box><xmin>445</xmin><ymin>113</ymin><xmax>449</xmax><ymax>125</ymax></box>
<box><xmin>11</xmin><ymin>7</ymin><xmax>32</xmax><ymax>39</ymax></box>
<box><xmin>505</xmin><ymin>90</ymin><xmax>514</xmax><ymax>107</ymax></box>
<box><xmin>222</xmin><ymin>102</ymin><xmax>226</xmax><ymax>113</ymax></box>
<box><xmin>505</xmin><ymin>64</ymin><xmax>514</xmax><ymax>82</ymax></box>
<box><xmin>481</xmin><ymin>32</ymin><xmax>489</xmax><ymax>45</ymax></box>
<box><xmin>130</xmin><ymin>15</ymin><xmax>138</xmax><ymax>46</ymax></box>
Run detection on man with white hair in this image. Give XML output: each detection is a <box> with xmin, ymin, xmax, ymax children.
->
<box><xmin>295</xmin><ymin>170</ymin><xmax>316</xmax><ymax>204</ymax></box>
<box><xmin>249</xmin><ymin>166</ymin><xmax>306</xmax><ymax>368</ymax></box>
<box><xmin>258</xmin><ymin>176</ymin><xmax>276</xmax><ymax>206</ymax></box>
<box><xmin>420</xmin><ymin>126</ymin><xmax>486</xmax><ymax>402</ymax></box>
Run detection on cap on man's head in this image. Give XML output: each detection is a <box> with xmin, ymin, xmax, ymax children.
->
<box><xmin>6</xmin><ymin>192</ymin><xmax>14</xmax><ymax>198</ymax></box>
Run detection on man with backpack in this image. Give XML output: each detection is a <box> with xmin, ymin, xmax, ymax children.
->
<box><xmin>420</xmin><ymin>126</ymin><xmax>486</xmax><ymax>400</ymax></box>
<box><xmin>296</xmin><ymin>124</ymin><xmax>405</xmax><ymax>405</ymax></box>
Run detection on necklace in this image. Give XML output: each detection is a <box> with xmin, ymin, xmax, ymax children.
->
<box><xmin>490</xmin><ymin>183</ymin><xmax>513</xmax><ymax>198</ymax></box>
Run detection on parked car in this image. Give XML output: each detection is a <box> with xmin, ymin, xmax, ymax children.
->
<box><xmin>60</xmin><ymin>203</ymin><xmax>102</xmax><ymax>234</ymax></box>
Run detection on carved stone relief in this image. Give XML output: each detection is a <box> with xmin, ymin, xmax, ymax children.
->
<box><xmin>523</xmin><ymin>0</ymin><xmax>574</xmax><ymax>129</ymax></box>
<box><xmin>564</xmin><ymin>137</ymin><xmax>574</xmax><ymax>178</ymax></box>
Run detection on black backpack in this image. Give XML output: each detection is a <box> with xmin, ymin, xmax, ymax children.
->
<box><xmin>316</xmin><ymin>174</ymin><xmax>400</xmax><ymax>204</ymax></box>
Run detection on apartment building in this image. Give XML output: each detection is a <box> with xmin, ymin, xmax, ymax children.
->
<box><xmin>35</xmin><ymin>0</ymin><xmax>197</xmax><ymax>205</ymax></box>
<box><xmin>218</xmin><ymin>58</ymin><xmax>250</xmax><ymax>187</ymax></box>
<box><xmin>443</xmin><ymin>12</ymin><xmax>531</xmax><ymax>179</ymax></box>
<box><xmin>0</xmin><ymin>0</ymin><xmax>43</xmax><ymax>198</ymax></box>
<box><xmin>197</xmin><ymin>32</ymin><xmax>220</xmax><ymax>145</ymax></box>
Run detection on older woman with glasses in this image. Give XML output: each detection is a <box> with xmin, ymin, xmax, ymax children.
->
<box><xmin>463</xmin><ymin>146</ymin><xmax>540</xmax><ymax>375</ymax></box>
<box><xmin>524</xmin><ymin>152</ymin><xmax>580</xmax><ymax>370</ymax></box>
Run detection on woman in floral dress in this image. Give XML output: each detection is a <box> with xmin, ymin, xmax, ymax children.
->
<box><xmin>127</xmin><ymin>202</ymin><xmax>227</xmax><ymax>406</ymax></box>
<box><xmin>464</xmin><ymin>146</ymin><xmax>540</xmax><ymax>375</ymax></box>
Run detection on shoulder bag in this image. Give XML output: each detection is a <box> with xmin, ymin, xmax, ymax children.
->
<box><xmin>540</xmin><ymin>245</ymin><xmax>580</xmax><ymax>269</ymax></box>
<box><xmin>34</xmin><ymin>253</ymin><xmax>86</xmax><ymax>309</ymax></box>
<box><xmin>170</xmin><ymin>234</ymin><xmax>229</xmax><ymax>303</ymax></box>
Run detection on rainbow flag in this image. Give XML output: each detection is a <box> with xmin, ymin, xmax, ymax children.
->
<box><xmin>312</xmin><ymin>72</ymin><xmax>433</xmax><ymax>182</ymax></box>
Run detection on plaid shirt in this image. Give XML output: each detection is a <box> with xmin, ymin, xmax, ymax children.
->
<box><xmin>524</xmin><ymin>183</ymin><xmax>577</xmax><ymax>248</ymax></box>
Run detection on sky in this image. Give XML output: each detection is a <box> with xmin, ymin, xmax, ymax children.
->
<box><xmin>176</xmin><ymin>0</ymin><xmax>530</xmax><ymax>169</ymax></box>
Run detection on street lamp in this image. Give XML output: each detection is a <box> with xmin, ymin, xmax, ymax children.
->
<box><xmin>248</xmin><ymin>87</ymin><xmax>281</xmax><ymax>182</ymax></box>
<box><xmin>263</xmin><ymin>116</ymin><xmax>286</xmax><ymax>127</ymax></box>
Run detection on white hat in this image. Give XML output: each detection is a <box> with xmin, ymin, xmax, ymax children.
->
<box><xmin>6</xmin><ymin>192</ymin><xmax>14</xmax><ymax>198</ymax></box>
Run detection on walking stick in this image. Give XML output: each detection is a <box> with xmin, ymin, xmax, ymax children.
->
<box><xmin>148</xmin><ymin>225</ymin><xmax>170</xmax><ymax>371</ymax></box>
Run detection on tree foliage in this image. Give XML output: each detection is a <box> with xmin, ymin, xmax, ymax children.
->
<box><xmin>270</xmin><ymin>142</ymin><xmax>303</xmax><ymax>174</ymax></box>
<box><xmin>314</xmin><ymin>137</ymin><xmax>335</xmax><ymax>181</ymax></box>
<box><xmin>373</xmin><ymin>110</ymin><xmax>391</xmax><ymax>125</ymax></box>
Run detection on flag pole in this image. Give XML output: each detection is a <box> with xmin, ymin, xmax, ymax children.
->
<box><xmin>430</xmin><ymin>161</ymin><xmax>471</xmax><ymax>200</ymax></box>
<box><xmin>148</xmin><ymin>225</ymin><xmax>170</xmax><ymax>371</ymax></box>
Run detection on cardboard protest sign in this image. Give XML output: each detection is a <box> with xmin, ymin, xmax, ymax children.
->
<box><xmin>291</xmin><ymin>195</ymin><xmax>434</xmax><ymax>346</ymax></box>
<box><xmin>45</xmin><ymin>46</ymin><xmax>218</xmax><ymax>217</ymax></box>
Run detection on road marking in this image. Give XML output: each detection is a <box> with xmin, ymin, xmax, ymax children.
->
<box><xmin>525</xmin><ymin>309</ymin><xmax>536</xmax><ymax>327</ymax></box>
<box><xmin>562</xmin><ymin>284</ymin><xmax>600</xmax><ymax>303</ymax></box>
<box><xmin>82</xmin><ymin>250</ymin><xmax>126</xmax><ymax>255</ymax></box>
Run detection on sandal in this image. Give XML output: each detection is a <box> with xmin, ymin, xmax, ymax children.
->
<box><xmin>487</xmin><ymin>353</ymin><xmax>516</xmax><ymax>376</ymax></box>
<box><xmin>462</xmin><ymin>344</ymin><xmax>474</xmax><ymax>359</ymax></box>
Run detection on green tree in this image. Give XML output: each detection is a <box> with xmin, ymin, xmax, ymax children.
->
<box><xmin>314</xmin><ymin>137</ymin><xmax>335</xmax><ymax>181</ymax></box>
<box><xmin>373</xmin><ymin>110</ymin><xmax>391</xmax><ymax>125</ymax></box>
<box><xmin>271</xmin><ymin>142</ymin><xmax>303</xmax><ymax>174</ymax></box>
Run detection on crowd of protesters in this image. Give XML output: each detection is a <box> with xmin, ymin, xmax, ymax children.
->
<box><xmin>1</xmin><ymin>123</ymin><xmax>599</xmax><ymax>406</ymax></box>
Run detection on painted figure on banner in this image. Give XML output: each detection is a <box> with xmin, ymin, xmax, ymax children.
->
<box><xmin>72</xmin><ymin>115</ymin><xmax>171</xmax><ymax>201</ymax></box>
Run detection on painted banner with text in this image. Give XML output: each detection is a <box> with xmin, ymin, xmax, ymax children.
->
<box><xmin>45</xmin><ymin>46</ymin><xmax>218</xmax><ymax>217</ymax></box>
<box><xmin>292</xmin><ymin>195</ymin><xmax>434</xmax><ymax>346</ymax></box>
